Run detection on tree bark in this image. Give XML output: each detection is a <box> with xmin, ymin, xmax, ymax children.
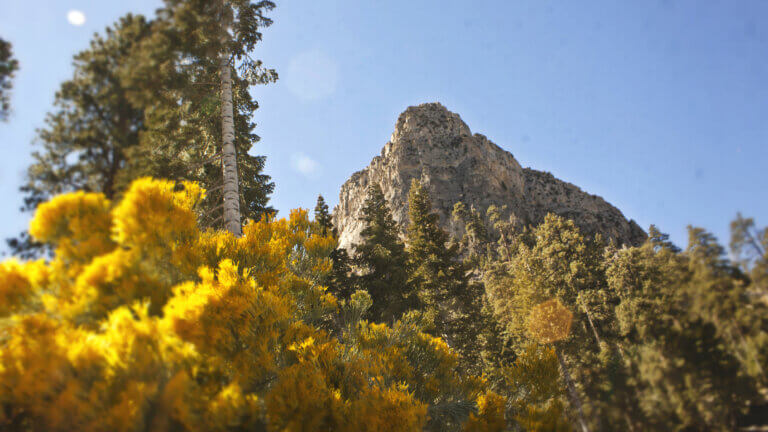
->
<box><xmin>556</xmin><ymin>348</ymin><xmax>591</xmax><ymax>432</ymax></box>
<box><xmin>219</xmin><ymin>2</ymin><xmax>242</xmax><ymax>236</ymax></box>
<box><xmin>578</xmin><ymin>292</ymin><xmax>603</xmax><ymax>347</ymax></box>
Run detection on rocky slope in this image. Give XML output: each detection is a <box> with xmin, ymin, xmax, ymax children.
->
<box><xmin>332</xmin><ymin>103</ymin><xmax>646</xmax><ymax>250</ymax></box>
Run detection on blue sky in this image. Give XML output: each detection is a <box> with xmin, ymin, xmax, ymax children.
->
<box><xmin>1</xmin><ymin>0</ymin><xmax>766</xmax><ymax>253</ymax></box>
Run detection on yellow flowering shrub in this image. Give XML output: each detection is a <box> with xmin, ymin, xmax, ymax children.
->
<box><xmin>28</xmin><ymin>191</ymin><xmax>114</xmax><ymax>265</ymax></box>
<box><xmin>0</xmin><ymin>260</ymin><xmax>47</xmax><ymax>316</ymax></box>
<box><xmin>463</xmin><ymin>392</ymin><xmax>507</xmax><ymax>432</ymax></box>
<box><xmin>0</xmin><ymin>178</ymin><xmax>497</xmax><ymax>431</ymax></box>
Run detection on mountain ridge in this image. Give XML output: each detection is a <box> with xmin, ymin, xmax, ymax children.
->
<box><xmin>332</xmin><ymin>102</ymin><xmax>646</xmax><ymax>250</ymax></box>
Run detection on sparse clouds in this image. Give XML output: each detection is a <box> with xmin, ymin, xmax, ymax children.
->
<box><xmin>284</xmin><ymin>50</ymin><xmax>338</xmax><ymax>102</ymax></box>
<box><xmin>291</xmin><ymin>153</ymin><xmax>320</xmax><ymax>176</ymax></box>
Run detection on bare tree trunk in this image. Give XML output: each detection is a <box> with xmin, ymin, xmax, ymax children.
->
<box><xmin>578</xmin><ymin>292</ymin><xmax>602</xmax><ymax>347</ymax></box>
<box><xmin>556</xmin><ymin>348</ymin><xmax>591</xmax><ymax>432</ymax></box>
<box><xmin>623</xmin><ymin>411</ymin><xmax>636</xmax><ymax>432</ymax></box>
<box><xmin>219</xmin><ymin>2</ymin><xmax>241</xmax><ymax>236</ymax></box>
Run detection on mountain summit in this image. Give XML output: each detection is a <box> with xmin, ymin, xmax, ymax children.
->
<box><xmin>332</xmin><ymin>102</ymin><xmax>646</xmax><ymax>250</ymax></box>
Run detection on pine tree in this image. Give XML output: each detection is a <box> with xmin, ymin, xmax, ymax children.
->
<box><xmin>483</xmin><ymin>214</ymin><xmax>632</xmax><ymax>430</ymax></box>
<box><xmin>22</xmin><ymin>15</ymin><xmax>149</xmax><ymax>203</ymax></box>
<box><xmin>647</xmin><ymin>224</ymin><xmax>681</xmax><ymax>252</ymax></box>
<box><xmin>121</xmin><ymin>0</ymin><xmax>277</xmax><ymax>232</ymax></box>
<box><xmin>501</xmin><ymin>342</ymin><xmax>571</xmax><ymax>431</ymax></box>
<box><xmin>730</xmin><ymin>213</ymin><xmax>767</xmax><ymax>292</ymax></box>
<box><xmin>219</xmin><ymin>14</ymin><xmax>241</xmax><ymax>234</ymax></box>
<box><xmin>452</xmin><ymin>202</ymin><xmax>491</xmax><ymax>266</ymax></box>
<box><xmin>314</xmin><ymin>194</ymin><xmax>333</xmax><ymax>236</ymax></box>
<box><xmin>407</xmin><ymin>179</ymin><xmax>464</xmax><ymax>316</ymax></box>
<box><xmin>729</xmin><ymin>215</ymin><xmax>768</xmax><ymax>381</ymax></box>
<box><xmin>474</xmin><ymin>209</ymin><xmax>765</xmax><ymax>430</ymax></box>
<box><xmin>0</xmin><ymin>37</ymin><xmax>18</xmax><ymax>122</ymax></box>
<box><xmin>8</xmin><ymin>15</ymin><xmax>151</xmax><ymax>258</ymax></box>
<box><xmin>686</xmin><ymin>226</ymin><xmax>767</xmax><ymax>379</ymax></box>
<box><xmin>312</xmin><ymin>194</ymin><xmax>352</xmax><ymax>301</ymax></box>
<box><xmin>325</xmin><ymin>247</ymin><xmax>353</xmax><ymax>301</ymax></box>
<box><xmin>604</xmin><ymin>225</ymin><xmax>763</xmax><ymax>430</ymax></box>
<box><xmin>406</xmin><ymin>179</ymin><xmax>484</xmax><ymax>369</ymax></box>
<box><xmin>351</xmin><ymin>184</ymin><xmax>412</xmax><ymax>322</ymax></box>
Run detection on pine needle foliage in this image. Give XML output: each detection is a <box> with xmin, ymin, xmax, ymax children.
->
<box><xmin>0</xmin><ymin>37</ymin><xmax>18</xmax><ymax>122</ymax></box>
<box><xmin>351</xmin><ymin>184</ymin><xmax>413</xmax><ymax>323</ymax></box>
<box><xmin>406</xmin><ymin>180</ymin><xmax>485</xmax><ymax>372</ymax></box>
<box><xmin>120</xmin><ymin>0</ymin><xmax>277</xmax><ymax>229</ymax></box>
<box><xmin>476</xmin><ymin>208</ymin><xmax>767</xmax><ymax>431</ymax></box>
<box><xmin>8</xmin><ymin>15</ymin><xmax>151</xmax><ymax>258</ymax></box>
<box><xmin>314</xmin><ymin>195</ymin><xmax>333</xmax><ymax>237</ymax></box>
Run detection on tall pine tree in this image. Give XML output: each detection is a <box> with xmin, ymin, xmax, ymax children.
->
<box><xmin>483</xmin><ymin>214</ymin><xmax>630</xmax><ymax>431</ymax></box>
<box><xmin>685</xmin><ymin>226</ymin><xmax>767</xmax><ymax>379</ymax></box>
<box><xmin>121</xmin><ymin>0</ymin><xmax>277</xmax><ymax>232</ymax></box>
<box><xmin>0</xmin><ymin>37</ymin><xmax>18</xmax><ymax>122</ymax></box>
<box><xmin>407</xmin><ymin>179</ymin><xmax>484</xmax><ymax>369</ymax></box>
<box><xmin>351</xmin><ymin>184</ymin><xmax>412</xmax><ymax>322</ymax></box>
<box><xmin>314</xmin><ymin>194</ymin><xmax>333</xmax><ymax>236</ymax></box>
<box><xmin>313</xmin><ymin>194</ymin><xmax>353</xmax><ymax>301</ymax></box>
<box><xmin>8</xmin><ymin>15</ymin><xmax>151</xmax><ymax>258</ymax></box>
<box><xmin>730</xmin><ymin>214</ymin><xmax>768</xmax><ymax>293</ymax></box>
<box><xmin>604</xmin><ymin>226</ymin><xmax>761</xmax><ymax>430</ymax></box>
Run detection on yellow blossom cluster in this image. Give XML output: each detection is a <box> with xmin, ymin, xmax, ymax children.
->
<box><xmin>0</xmin><ymin>178</ymin><xmax>496</xmax><ymax>431</ymax></box>
<box><xmin>464</xmin><ymin>392</ymin><xmax>507</xmax><ymax>432</ymax></box>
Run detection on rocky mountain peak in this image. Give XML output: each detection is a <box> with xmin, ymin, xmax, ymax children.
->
<box><xmin>333</xmin><ymin>103</ymin><xmax>646</xmax><ymax>251</ymax></box>
<box><xmin>390</xmin><ymin>102</ymin><xmax>471</xmax><ymax>143</ymax></box>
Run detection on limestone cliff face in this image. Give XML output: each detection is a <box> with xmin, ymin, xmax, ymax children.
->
<box><xmin>332</xmin><ymin>103</ymin><xmax>646</xmax><ymax>250</ymax></box>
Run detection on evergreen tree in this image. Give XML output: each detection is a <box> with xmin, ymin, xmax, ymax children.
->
<box><xmin>312</xmin><ymin>194</ymin><xmax>353</xmax><ymax>302</ymax></box>
<box><xmin>8</xmin><ymin>15</ymin><xmax>151</xmax><ymax>258</ymax></box>
<box><xmin>605</xmin><ymin>227</ymin><xmax>761</xmax><ymax>430</ymax></box>
<box><xmin>483</xmin><ymin>214</ymin><xmax>634</xmax><ymax>431</ymax></box>
<box><xmin>121</xmin><ymin>0</ymin><xmax>277</xmax><ymax>232</ymax></box>
<box><xmin>685</xmin><ymin>226</ymin><xmax>767</xmax><ymax>379</ymax></box>
<box><xmin>730</xmin><ymin>213</ymin><xmax>768</xmax><ymax>292</ymax></box>
<box><xmin>407</xmin><ymin>179</ymin><xmax>464</xmax><ymax>318</ymax></box>
<box><xmin>406</xmin><ymin>179</ymin><xmax>484</xmax><ymax>369</ymax></box>
<box><xmin>326</xmin><ymin>246</ymin><xmax>353</xmax><ymax>301</ymax></box>
<box><xmin>351</xmin><ymin>184</ymin><xmax>411</xmax><ymax>322</ymax></box>
<box><xmin>647</xmin><ymin>224</ymin><xmax>681</xmax><ymax>253</ymax></box>
<box><xmin>476</xmin><ymin>210</ymin><xmax>768</xmax><ymax>431</ymax></box>
<box><xmin>314</xmin><ymin>194</ymin><xmax>333</xmax><ymax>236</ymax></box>
<box><xmin>728</xmin><ymin>215</ymin><xmax>768</xmax><ymax>381</ymax></box>
<box><xmin>451</xmin><ymin>202</ymin><xmax>492</xmax><ymax>266</ymax></box>
<box><xmin>12</xmin><ymin>1</ymin><xmax>278</xmax><ymax>256</ymax></box>
<box><xmin>453</xmin><ymin>201</ymin><xmax>767</xmax><ymax>430</ymax></box>
<box><xmin>0</xmin><ymin>37</ymin><xmax>18</xmax><ymax>122</ymax></box>
<box><xmin>21</xmin><ymin>15</ymin><xmax>149</xmax><ymax>203</ymax></box>
<box><xmin>502</xmin><ymin>342</ymin><xmax>571</xmax><ymax>431</ymax></box>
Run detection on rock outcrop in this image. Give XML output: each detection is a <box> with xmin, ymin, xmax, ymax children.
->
<box><xmin>332</xmin><ymin>103</ymin><xmax>646</xmax><ymax>250</ymax></box>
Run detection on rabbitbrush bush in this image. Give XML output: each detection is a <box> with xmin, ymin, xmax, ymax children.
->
<box><xmin>0</xmin><ymin>178</ymin><xmax>505</xmax><ymax>432</ymax></box>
